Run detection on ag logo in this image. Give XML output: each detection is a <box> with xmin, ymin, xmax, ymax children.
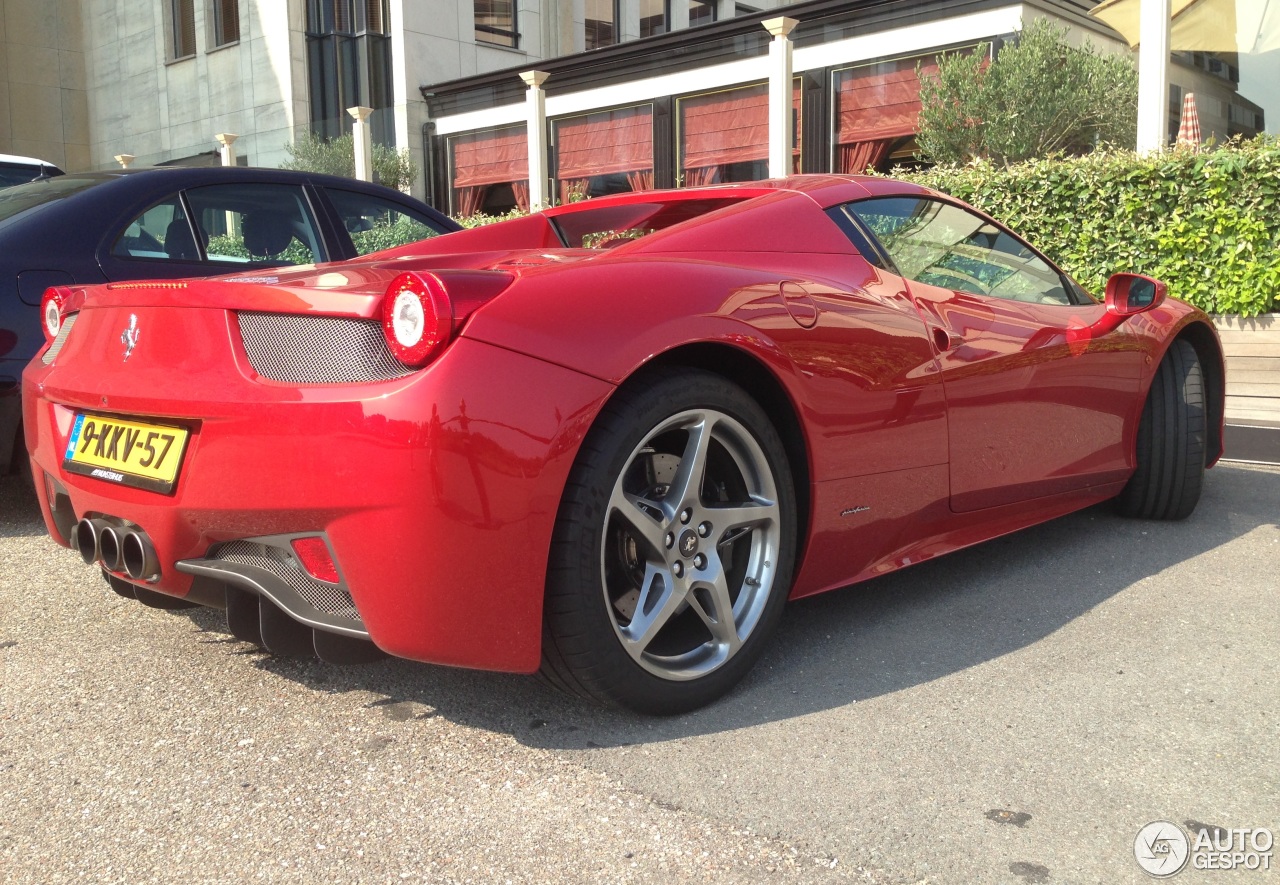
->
<box><xmin>1134</xmin><ymin>821</ymin><xmax>1190</xmax><ymax>877</ymax></box>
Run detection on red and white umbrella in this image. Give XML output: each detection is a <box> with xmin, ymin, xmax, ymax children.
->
<box><xmin>1176</xmin><ymin>91</ymin><xmax>1201</xmax><ymax>147</ymax></box>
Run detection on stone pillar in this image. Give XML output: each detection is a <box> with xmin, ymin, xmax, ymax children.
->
<box><xmin>763</xmin><ymin>17</ymin><xmax>798</xmax><ymax>179</ymax></box>
<box><xmin>215</xmin><ymin>133</ymin><xmax>239</xmax><ymax>167</ymax></box>
<box><xmin>520</xmin><ymin>71</ymin><xmax>551</xmax><ymax>211</ymax></box>
<box><xmin>1136</xmin><ymin>0</ymin><xmax>1171</xmax><ymax>155</ymax></box>
<box><xmin>349</xmin><ymin>106</ymin><xmax>375</xmax><ymax>182</ymax></box>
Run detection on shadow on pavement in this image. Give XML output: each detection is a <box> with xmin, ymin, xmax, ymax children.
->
<box><xmin>0</xmin><ymin>473</ymin><xmax>48</xmax><ymax>539</ymax></box>
<box><xmin>10</xmin><ymin>463</ymin><xmax>1278</xmax><ymax>747</ymax></box>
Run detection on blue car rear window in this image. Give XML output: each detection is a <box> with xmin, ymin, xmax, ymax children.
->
<box><xmin>0</xmin><ymin>176</ymin><xmax>102</xmax><ymax>227</ymax></box>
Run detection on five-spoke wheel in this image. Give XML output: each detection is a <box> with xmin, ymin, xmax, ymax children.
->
<box><xmin>541</xmin><ymin>368</ymin><xmax>796</xmax><ymax>714</ymax></box>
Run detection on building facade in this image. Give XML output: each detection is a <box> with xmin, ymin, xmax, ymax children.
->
<box><xmin>1</xmin><ymin>1</ymin><xmax>1266</xmax><ymax>202</ymax></box>
<box><xmin>0</xmin><ymin>0</ymin><xmax>90</xmax><ymax>170</ymax></box>
<box><xmin>420</xmin><ymin>0</ymin><xmax>1262</xmax><ymax>214</ymax></box>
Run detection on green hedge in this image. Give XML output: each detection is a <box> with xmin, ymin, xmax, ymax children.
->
<box><xmin>206</xmin><ymin>216</ymin><xmax>438</xmax><ymax>266</ymax></box>
<box><xmin>902</xmin><ymin>136</ymin><xmax>1280</xmax><ymax>316</ymax></box>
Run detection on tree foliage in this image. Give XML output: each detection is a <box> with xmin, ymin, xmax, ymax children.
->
<box><xmin>281</xmin><ymin>132</ymin><xmax>418</xmax><ymax>192</ymax></box>
<box><xmin>916</xmin><ymin>19</ymin><xmax>1138</xmax><ymax>166</ymax></box>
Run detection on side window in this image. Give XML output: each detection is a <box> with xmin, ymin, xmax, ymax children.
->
<box><xmin>184</xmin><ymin>183</ymin><xmax>325</xmax><ymax>266</ymax></box>
<box><xmin>111</xmin><ymin>196</ymin><xmax>203</xmax><ymax>261</ymax></box>
<box><xmin>323</xmin><ymin>188</ymin><xmax>447</xmax><ymax>257</ymax></box>
<box><xmin>847</xmin><ymin>197</ymin><xmax>1072</xmax><ymax>305</ymax></box>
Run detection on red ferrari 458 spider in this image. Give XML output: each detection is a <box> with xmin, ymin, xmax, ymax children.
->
<box><xmin>24</xmin><ymin>175</ymin><xmax>1223</xmax><ymax>713</ymax></box>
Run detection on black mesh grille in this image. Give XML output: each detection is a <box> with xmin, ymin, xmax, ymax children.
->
<box><xmin>42</xmin><ymin>313</ymin><xmax>77</xmax><ymax>365</ymax></box>
<box><xmin>238</xmin><ymin>312</ymin><xmax>413</xmax><ymax>384</ymax></box>
<box><xmin>213</xmin><ymin>540</ymin><xmax>360</xmax><ymax>622</ymax></box>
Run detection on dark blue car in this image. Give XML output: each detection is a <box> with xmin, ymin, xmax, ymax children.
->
<box><xmin>1</xmin><ymin>166</ymin><xmax>460</xmax><ymax>474</ymax></box>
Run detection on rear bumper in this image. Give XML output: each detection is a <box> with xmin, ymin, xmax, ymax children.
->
<box><xmin>23</xmin><ymin>336</ymin><xmax>613</xmax><ymax>672</ymax></box>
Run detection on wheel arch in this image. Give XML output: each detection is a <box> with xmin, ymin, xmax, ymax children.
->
<box><xmin>1173</xmin><ymin>320</ymin><xmax>1226</xmax><ymax>467</ymax></box>
<box><xmin>616</xmin><ymin>342</ymin><xmax>813</xmax><ymax>559</ymax></box>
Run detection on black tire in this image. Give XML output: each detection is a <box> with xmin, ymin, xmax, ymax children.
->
<box><xmin>1116</xmin><ymin>339</ymin><xmax>1206</xmax><ymax>520</ymax></box>
<box><xmin>540</xmin><ymin>368</ymin><xmax>797</xmax><ymax>714</ymax></box>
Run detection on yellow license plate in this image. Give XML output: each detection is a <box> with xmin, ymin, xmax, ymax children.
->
<box><xmin>63</xmin><ymin>413</ymin><xmax>190</xmax><ymax>494</ymax></box>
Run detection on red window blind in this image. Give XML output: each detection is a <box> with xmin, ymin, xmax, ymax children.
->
<box><xmin>835</xmin><ymin>55</ymin><xmax>940</xmax><ymax>144</ymax></box>
<box><xmin>555</xmin><ymin>106</ymin><xmax>654</xmax><ymax>179</ymax></box>
<box><xmin>451</xmin><ymin>126</ymin><xmax>529</xmax><ymax>188</ymax></box>
<box><xmin>679</xmin><ymin>83</ymin><xmax>801</xmax><ymax>172</ymax></box>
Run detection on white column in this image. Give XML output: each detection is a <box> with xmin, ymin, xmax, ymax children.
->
<box><xmin>520</xmin><ymin>70</ymin><xmax>551</xmax><ymax>211</ymax></box>
<box><xmin>763</xmin><ymin>17</ymin><xmax>798</xmax><ymax>179</ymax></box>
<box><xmin>215</xmin><ymin>133</ymin><xmax>239</xmax><ymax>167</ymax></box>
<box><xmin>620</xmin><ymin>0</ymin><xmax>641</xmax><ymax>42</ymax></box>
<box><xmin>349</xmin><ymin>106</ymin><xmax>375</xmax><ymax>182</ymax></box>
<box><xmin>1136</xmin><ymin>0</ymin><xmax>1172</xmax><ymax>155</ymax></box>
<box><xmin>670</xmin><ymin>0</ymin><xmax>690</xmax><ymax>32</ymax></box>
<box><xmin>386</xmin><ymin>0</ymin><xmax>430</xmax><ymax>198</ymax></box>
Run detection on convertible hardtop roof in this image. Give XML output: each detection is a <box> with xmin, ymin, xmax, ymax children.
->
<box><xmin>542</xmin><ymin>174</ymin><xmax>933</xmax><ymax>217</ymax></box>
<box><xmin>365</xmin><ymin>174</ymin><xmax>941</xmax><ymax>263</ymax></box>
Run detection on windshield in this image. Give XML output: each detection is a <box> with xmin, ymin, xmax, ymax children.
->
<box><xmin>0</xmin><ymin>176</ymin><xmax>104</xmax><ymax>229</ymax></box>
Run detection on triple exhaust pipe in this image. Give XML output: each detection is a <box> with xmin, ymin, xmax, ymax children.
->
<box><xmin>74</xmin><ymin>518</ymin><xmax>160</xmax><ymax>582</ymax></box>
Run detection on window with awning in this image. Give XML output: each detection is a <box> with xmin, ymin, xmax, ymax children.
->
<box><xmin>833</xmin><ymin>54</ymin><xmax>940</xmax><ymax>174</ymax></box>
<box><xmin>553</xmin><ymin>105</ymin><xmax>654</xmax><ymax>203</ymax></box>
<box><xmin>449</xmin><ymin>125</ymin><xmax>529</xmax><ymax>216</ymax></box>
<box><xmin>677</xmin><ymin>81</ymin><xmax>800</xmax><ymax>186</ymax></box>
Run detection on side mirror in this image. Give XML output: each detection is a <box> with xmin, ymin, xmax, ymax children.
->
<box><xmin>1105</xmin><ymin>273</ymin><xmax>1167</xmax><ymax>317</ymax></box>
<box><xmin>1082</xmin><ymin>273</ymin><xmax>1168</xmax><ymax>341</ymax></box>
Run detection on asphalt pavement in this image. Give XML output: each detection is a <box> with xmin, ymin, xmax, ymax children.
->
<box><xmin>2</xmin><ymin>463</ymin><xmax>1277</xmax><ymax>884</ymax></box>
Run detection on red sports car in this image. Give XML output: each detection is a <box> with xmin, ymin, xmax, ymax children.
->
<box><xmin>24</xmin><ymin>175</ymin><xmax>1223</xmax><ymax>714</ymax></box>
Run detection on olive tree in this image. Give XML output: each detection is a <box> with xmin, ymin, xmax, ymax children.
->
<box><xmin>916</xmin><ymin>19</ymin><xmax>1138</xmax><ymax>166</ymax></box>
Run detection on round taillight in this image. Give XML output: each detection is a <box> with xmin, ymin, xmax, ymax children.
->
<box><xmin>380</xmin><ymin>272</ymin><xmax>452</xmax><ymax>366</ymax></box>
<box><xmin>41</xmin><ymin>286</ymin><xmax>71</xmax><ymax>340</ymax></box>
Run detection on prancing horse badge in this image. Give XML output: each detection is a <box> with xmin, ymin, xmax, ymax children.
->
<box><xmin>121</xmin><ymin>314</ymin><xmax>140</xmax><ymax>361</ymax></box>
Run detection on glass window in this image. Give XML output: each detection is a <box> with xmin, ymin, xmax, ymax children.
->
<box><xmin>307</xmin><ymin>0</ymin><xmax>388</xmax><ymax>33</ymax></box>
<box><xmin>554</xmin><ymin>105</ymin><xmax>654</xmax><ymax>203</ymax></box>
<box><xmin>449</xmin><ymin>125</ymin><xmax>529</xmax><ymax>216</ymax></box>
<box><xmin>187</xmin><ymin>184</ymin><xmax>324</xmax><ymax>266</ymax></box>
<box><xmin>677</xmin><ymin>81</ymin><xmax>800</xmax><ymax>186</ymax></box>
<box><xmin>688</xmin><ymin>0</ymin><xmax>715</xmax><ymax>28</ymax></box>
<box><xmin>360</xmin><ymin>0</ymin><xmax>386</xmax><ymax>32</ymax></box>
<box><xmin>847</xmin><ymin>197</ymin><xmax>1072</xmax><ymax>305</ymax></box>
<box><xmin>111</xmin><ymin>197</ymin><xmax>198</xmax><ymax>261</ymax></box>
<box><xmin>211</xmin><ymin>0</ymin><xmax>240</xmax><ymax>46</ymax></box>
<box><xmin>1</xmin><ymin>178</ymin><xmax>98</xmax><ymax>232</ymax></box>
<box><xmin>171</xmin><ymin>0</ymin><xmax>196</xmax><ymax>58</ymax></box>
<box><xmin>0</xmin><ymin>162</ymin><xmax>65</xmax><ymax>190</ymax></box>
<box><xmin>324</xmin><ymin>188</ymin><xmax>448</xmax><ymax>256</ymax></box>
<box><xmin>832</xmin><ymin>54</ymin><xmax>941</xmax><ymax>175</ymax></box>
<box><xmin>306</xmin><ymin>0</ymin><xmax>394</xmax><ymax>143</ymax></box>
<box><xmin>475</xmin><ymin>0</ymin><xmax>518</xmax><ymax>48</ymax></box>
<box><xmin>639</xmin><ymin>0</ymin><xmax>665</xmax><ymax>38</ymax></box>
<box><xmin>585</xmin><ymin>0</ymin><xmax>616</xmax><ymax>50</ymax></box>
